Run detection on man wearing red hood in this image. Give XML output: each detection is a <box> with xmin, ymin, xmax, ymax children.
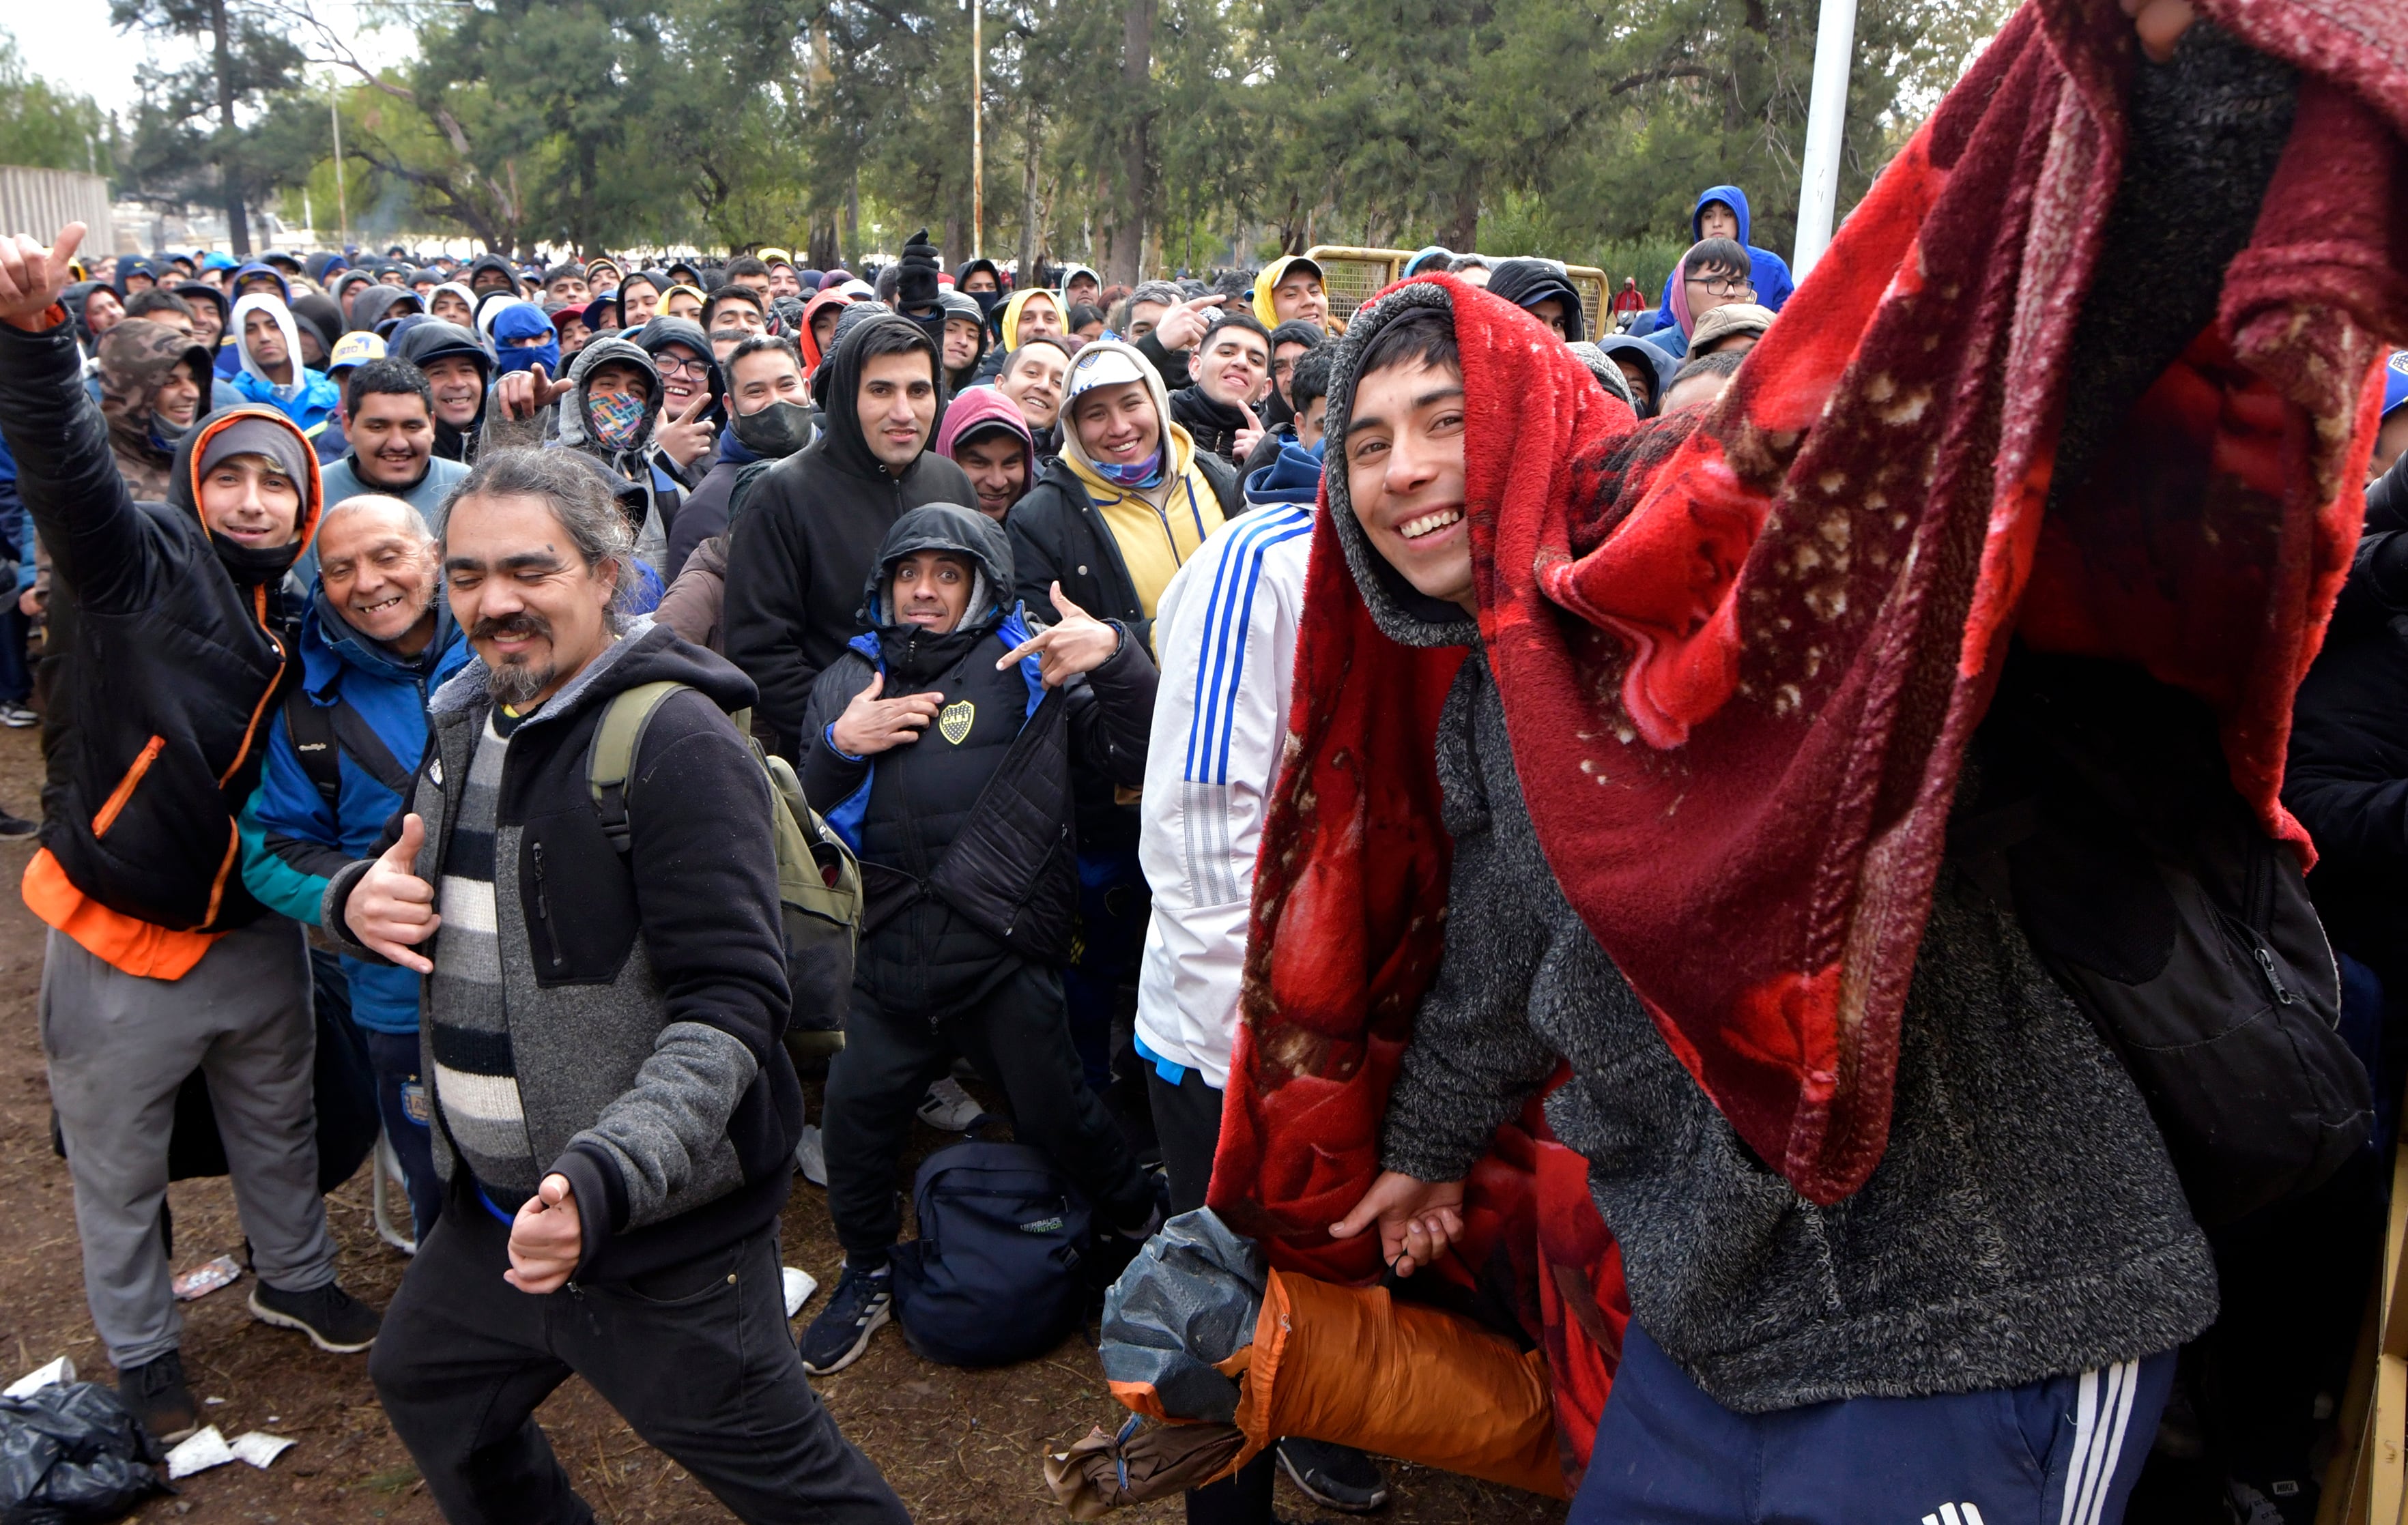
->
<box><xmin>1211</xmin><ymin>1</ymin><xmax>2405</xmax><ymax>1517</ymax></box>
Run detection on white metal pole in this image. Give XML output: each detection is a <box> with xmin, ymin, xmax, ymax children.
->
<box><xmin>971</xmin><ymin>0</ymin><xmax>984</xmax><ymax>259</ymax></box>
<box><xmin>1792</xmin><ymin>0</ymin><xmax>1858</xmax><ymax>280</ymax></box>
<box><xmin>330</xmin><ymin>78</ymin><xmax>349</xmax><ymax>247</ymax></box>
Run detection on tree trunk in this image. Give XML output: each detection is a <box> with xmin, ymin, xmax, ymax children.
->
<box><xmin>205</xmin><ymin>0</ymin><xmax>248</xmax><ymax>257</ymax></box>
<box><xmin>1112</xmin><ymin>0</ymin><xmax>1153</xmax><ymax>285</ymax></box>
<box><xmin>1440</xmin><ymin>177</ymin><xmax>1480</xmax><ymax>252</ymax></box>
<box><xmin>1017</xmin><ymin>101</ymin><xmax>1043</xmax><ymax>282</ymax></box>
<box><xmin>844</xmin><ymin>166</ymin><xmax>861</xmax><ymax>267</ymax></box>
<box><xmin>809</xmin><ymin>215</ymin><xmax>840</xmax><ymax>271</ymax></box>
<box><xmin>943</xmin><ymin>212</ymin><xmax>965</xmax><ymax>270</ymax></box>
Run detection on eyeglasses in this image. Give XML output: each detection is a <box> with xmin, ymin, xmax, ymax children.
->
<box><xmin>1685</xmin><ymin>275</ymin><xmax>1755</xmax><ymax>298</ymax></box>
<box><xmin>655</xmin><ymin>355</ymin><xmax>711</xmax><ymax>377</ymax></box>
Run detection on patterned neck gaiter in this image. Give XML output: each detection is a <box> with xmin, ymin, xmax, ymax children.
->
<box><xmin>588</xmin><ymin>390</ymin><xmax>647</xmax><ymax>452</ymax></box>
<box><xmin>1093</xmin><ymin>446</ymin><xmax>1165</xmax><ymax>489</ymax></box>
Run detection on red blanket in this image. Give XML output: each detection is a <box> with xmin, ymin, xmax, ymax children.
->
<box><xmin>1211</xmin><ymin>0</ymin><xmax>2406</xmax><ymax>1481</ymax></box>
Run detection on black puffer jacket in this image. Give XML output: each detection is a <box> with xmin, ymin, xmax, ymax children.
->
<box><xmin>799</xmin><ymin>504</ymin><xmax>1154</xmax><ymax>989</ymax></box>
<box><xmin>722</xmin><ymin>316</ymin><xmax>977</xmax><ymax>760</ymax></box>
<box><xmin>0</xmin><ymin>318</ymin><xmax>320</xmax><ymax>932</ymax></box>
<box><xmin>2284</xmin><ymin>449</ymin><xmax>2408</xmax><ymax>989</ymax></box>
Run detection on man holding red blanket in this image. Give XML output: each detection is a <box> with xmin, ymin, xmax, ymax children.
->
<box><xmin>1208</xmin><ymin>0</ymin><xmax>2408</xmax><ymax>1518</ymax></box>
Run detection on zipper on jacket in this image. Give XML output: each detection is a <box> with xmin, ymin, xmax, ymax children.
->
<box><xmin>2254</xmin><ymin>945</ymin><xmax>2296</xmax><ymax>1007</ymax></box>
<box><xmin>92</xmin><ymin>735</ymin><xmax>167</xmax><ymax>839</ymax></box>
<box><xmin>532</xmin><ymin>841</ymin><xmax>559</xmax><ymax>968</ymax></box>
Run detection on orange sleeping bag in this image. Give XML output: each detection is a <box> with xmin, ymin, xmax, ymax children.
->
<box><xmin>1106</xmin><ymin>1264</ymin><xmax>1570</xmax><ymax>1500</ymax></box>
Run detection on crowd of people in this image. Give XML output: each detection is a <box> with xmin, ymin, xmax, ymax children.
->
<box><xmin>0</xmin><ymin>4</ymin><xmax>2403</xmax><ymax>1517</ymax></box>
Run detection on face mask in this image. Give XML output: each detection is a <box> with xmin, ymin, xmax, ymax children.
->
<box><xmin>1092</xmin><ymin>446</ymin><xmax>1164</xmax><ymax>489</ymax></box>
<box><xmin>495</xmin><ymin>338</ymin><xmax>560</xmax><ymax>377</ymax></box>
<box><xmin>732</xmin><ymin>398</ymin><xmax>814</xmax><ymax>459</ymax></box>
<box><xmin>587</xmin><ymin>389</ymin><xmax>648</xmax><ymax>452</ymax></box>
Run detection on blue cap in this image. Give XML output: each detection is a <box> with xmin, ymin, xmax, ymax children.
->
<box><xmin>2385</xmin><ymin>351</ymin><xmax>2408</xmax><ymax>419</ymax></box>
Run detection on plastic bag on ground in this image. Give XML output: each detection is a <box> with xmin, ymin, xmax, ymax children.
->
<box><xmin>1</xmin><ymin>1380</ymin><xmax>167</xmax><ymax>1522</ymax></box>
<box><xmin>1099</xmin><ymin>1209</ymin><xmax>1265</xmax><ymax>1425</ymax></box>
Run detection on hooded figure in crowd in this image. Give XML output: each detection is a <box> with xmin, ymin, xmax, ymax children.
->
<box><xmin>954</xmin><ymin>257</ymin><xmax>1005</xmax><ymax>318</ymax></box>
<box><xmin>1596</xmin><ymin>332</ymin><xmax>1679</xmax><ymax>417</ymax></box>
<box><xmin>934</xmin><ymin>385</ymin><xmax>1039</xmax><ymax>521</ymax></box>
<box><xmin>553</xmin><ymin>335</ymin><xmax>680</xmax><ymax>572</ymax></box>
<box><xmin>938</xmin><ymin>289</ymin><xmax>990</xmax><ymax>393</ymax></box>
<box><xmin>793</xmin><ymin>501</ymin><xmax>1164</xmax><ymax>1377</ymax></box>
<box><xmin>1253</xmin><ymin>255</ymin><xmax>1334</xmax><ymax>334</ymax></box>
<box><xmin>488</xmin><ymin>301</ymin><xmax>562</xmax><ymax>377</ymax></box>
<box><xmin>1007</xmin><ymin>339</ymin><xmax>1240</xmax><ymax>655</ymax></box>
<box><xmin>1</xmin><ymin>246</ymin><xmax>390</xmax><ymax>1440</ymax></box>
<box><xmin>1647</xmin><ymin>184</ymin><xmax>1796</xmax><ymax>330</ymax></box>
<box><xmin>462</xmin><ymin>252</ymin><xmax>520</xmax><ymax>297</ymax></box>
<box><xmin>96</xmin><ymin>319</ymin><xmax>214</xmax><ymax>501</ymax></box>
<box><xmin>346</xmin><ymin>284</ymin><xmax>421</xmax><ymax>336</ymax></box>
<box><xmin>391</xmin><ymin>320</ymin><xmax>493</xmax><ymax>464</ymax></box>
<box><xmin>723</xmin><ymin>313</ymin><xmax>977</xmax><ymax>760</ymax></box>
<box><xmin>228</xmin><ymin>294</ymin><xmax>340</xmax><ymax>436</ymax></box>
<box><xmin>797</xmin><ymin>287</ymin><xmax>855</xmax><ymax>378</ymax></box>
<box><xmin>1484</xmin><ymin>257</ymin><xmax>1586</xmax><ymax>341</ymax></box>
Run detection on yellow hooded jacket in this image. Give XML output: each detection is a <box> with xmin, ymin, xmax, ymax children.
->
<box><xmin>997</xmin><ymin>287</ymin><xmax>1063</xmax><ymax>351</ymax></box>
<box><xmin>1057</xmin><ymin>338</ymin><xmax>1224</xmax><ymax>623</ymax></box>
<box><xmin>1252</xmin><ymin>256</ymin><xmax>1341</xmax><ymax>336</ymax></box>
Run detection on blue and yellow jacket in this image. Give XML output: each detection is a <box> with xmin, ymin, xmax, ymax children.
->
<box><xmin>240</xmin><ymin>585</ymin><xmax>470</xmax><ymax>1032</ymax></box>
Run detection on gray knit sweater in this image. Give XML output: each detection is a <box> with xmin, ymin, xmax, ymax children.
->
<box><xmin>1319</xmin><ymin>295</ymin><xmax>2218</xmax><ymax>1416</ymax></box>
<box><xmin>1375</xmin><ymin>654</ymin><xmax>2216</xmax><ymax>1412</ymax></box>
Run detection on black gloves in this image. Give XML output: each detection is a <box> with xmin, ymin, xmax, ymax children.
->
<box><xmin>899</xmin><ymin>229</ymin><xmax>941</xmax><ymax>313</ymax></box>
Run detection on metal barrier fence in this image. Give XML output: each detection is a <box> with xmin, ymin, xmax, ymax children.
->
<box><xmin>0</xmin><ymin>167</ymin><xmax>112</xmax><ymax>251</ymax></box>
<box><xmin>1306</xmin><ymin>246</ymin><xmax>1609</xmax><ymax>338</ymax></box>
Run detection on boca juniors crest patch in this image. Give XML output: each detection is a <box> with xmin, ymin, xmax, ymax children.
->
<box><xmin>939</xmin><ymin>700</ymin><xmax>975</xmax><ymax>745</ymax></box>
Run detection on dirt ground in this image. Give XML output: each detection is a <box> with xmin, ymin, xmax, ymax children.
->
<box><xmin>0</xmin><ymin>723</ymin><xmax>1569</xmax><ymax>1524</ymax></box>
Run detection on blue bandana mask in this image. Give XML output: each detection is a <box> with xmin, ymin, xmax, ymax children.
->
<box><xmin>1092</xmin><ymin>446</ymin><xmax>1164</xmax><ymax>489</ymax></box>
<box><xmin>495</xmin><ymin>338</ymin><xmax>560</xmax><ymax>377</ymax></box>
<box><xmin>587</xmin><ymin>389</ymin><xmax>648</xmax><ymax>452</ymax></box>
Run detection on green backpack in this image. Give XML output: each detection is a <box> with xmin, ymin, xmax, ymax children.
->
<box><xmin>586</xmin><ymin>680</ymin><xmax>861</xmax><ymax>1060</ymax></box>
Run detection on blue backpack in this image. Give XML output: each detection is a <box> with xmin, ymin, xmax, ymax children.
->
<box><xmin>889</xmin><ymin>1141</ymin><xmax>1092</xmax><ymax>1367</ymax></box>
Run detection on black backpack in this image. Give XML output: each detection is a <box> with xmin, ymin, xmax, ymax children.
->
<box><xmin>1967</xmin><ymin>651</ymin><xmax>2371</xmax><ymax>1227</ymax></box>
<box><xmin>889</xmin><ymin>1141</ymin><xmax>1093</xmax><ymax>1367</ymax></box>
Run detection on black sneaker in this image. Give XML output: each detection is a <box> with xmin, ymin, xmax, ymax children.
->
<box><xmin>1278</xmin><ymin>1438</ymin><xmax>1390</xmax><ymax>1513</ymax></box>
<box><xmin>248</xmin><ymin>1279</ymin><xmax>382</xmax><ymax>1353</ymax></box>
<box><xmin>0</xmin><ymin>811</ymin><xmax>37</xmax><ymax>841</ymax></box>
<box><xmin>799</xmin><ymin>1261</ymin><xmax>891</xmax><ymax>1376</ymax></box>
<box><xmin>117</xmin><ymin>1350</ymin><xmax>199</xmax><ymax>1446</ymax></box>
<box><xmin>0</xmin><ymin>701</ymin><xmax>36</xmax><ymax>729</ymax></box>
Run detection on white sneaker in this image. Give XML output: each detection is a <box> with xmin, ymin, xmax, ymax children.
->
<box><xmin>794</xmin><ymin>1124</ymin><xmax>827</xmax><ymax>1186</ymax></box>
<box><xmin>916</xmin><ymin>1076</ymin><xmax>988</xmax><ymax>1132</ymax></box>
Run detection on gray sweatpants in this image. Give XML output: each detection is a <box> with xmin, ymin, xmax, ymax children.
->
<box><xmin>40</xmin><ymin>916</ymin><xmax>339</xmax><ymax>1369</ymax></box>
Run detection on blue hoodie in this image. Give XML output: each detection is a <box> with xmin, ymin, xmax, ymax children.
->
<box><xmin>1650</xmin><ymin>185</ymin><xmax>1796</xmax><ymax>334</ymax></box>
<box><xmin>1243</xmin><ymin>435</ymin><xmax>1325</xmax><ymax>510</ymax></box>
<box><xmin>240</xmin><ymin>587</ymin><xmax>472</xmax><ymax>1033</ymax></box>
<box><xmin>214</xmin><ymin>261</ymin><xmax>298</xmax><ymax>377</ymax></box>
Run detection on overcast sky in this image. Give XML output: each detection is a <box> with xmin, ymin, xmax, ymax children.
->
<box><xmin>10</xmin><ymin>2</ymin><xmax>414</xmax><ymax>120</ymax></box>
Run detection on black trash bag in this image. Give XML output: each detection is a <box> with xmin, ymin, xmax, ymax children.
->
<box><xmin>1098</xmin><ymin>1208</ymin><xmax>1266</xmax><ymax>1425</ymax></box>
<box><xmin>1</xmin><ymin>1380</ymin><xmax>166</xmax><ymax>1524</ymax></box>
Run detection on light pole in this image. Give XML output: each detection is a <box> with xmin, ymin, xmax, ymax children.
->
<box><xmin>330</xmin><ymin>76</ymin><xmax>349</xmax><ymax>248</ymax></box>
<box><xmin>970</xmin><ymin>0</ymin><xmax>984</xmax><ymax>259</ymax></box>
<box><xmin>1792</xmin><ymin>0</ymin><xmax>1857</xmax><ymax>280</ymax></box>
